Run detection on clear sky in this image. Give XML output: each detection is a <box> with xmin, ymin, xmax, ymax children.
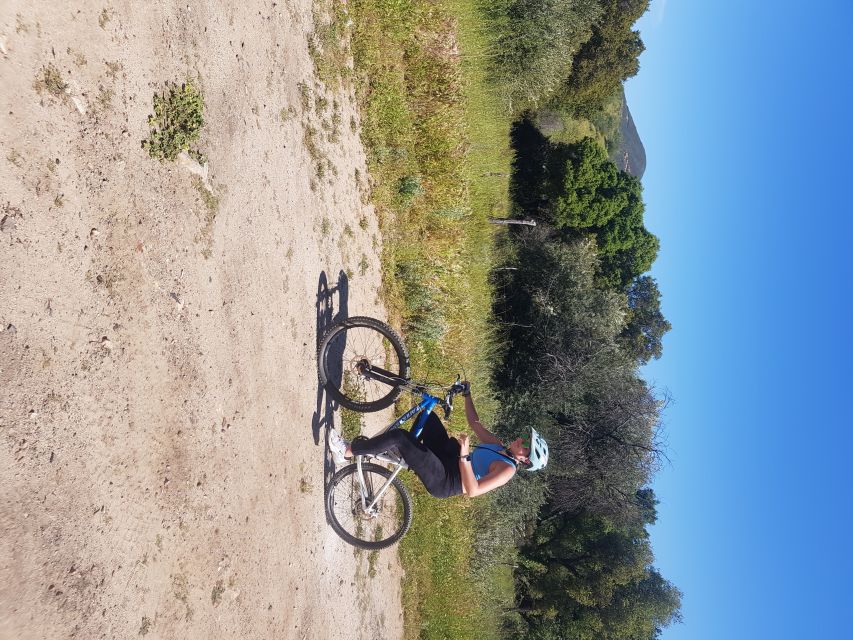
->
<box><xmin>623</xmin><ymin>1</ymin><xmax>853</xmax><ymax>638</ymax></box>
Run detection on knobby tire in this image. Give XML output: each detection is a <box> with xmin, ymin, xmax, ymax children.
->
<box><xmin>325</xmin><ymin>462</ymin><xmax>413</xmax><ymax>550</ymax></box>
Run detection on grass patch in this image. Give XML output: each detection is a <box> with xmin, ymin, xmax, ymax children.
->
<box><xmin>340</xmin><ymin>372</ymin><xmax>365</xmax><ymax>440</ymax></box>
<box><xmin>345</xmin><ymin>0</ymin><xmax>513</xmax><ymax>638</ymax></box>
<box><xmin>143</xmin><ymin>81</ymin><xmax>205</xmax><ymax>162</ymax></box>
<box><xmin>99</xmin><ymin>8</ymin><xmax>113</xmax><ymax>29</ymax></box>
<box><xmin>297</xmin><ymin>82</ymin><xmax>312</xmax><ymax>112</ymax></box>
<box><xmin>192</xmin><ymin>176</ymin><xmax>218</xmax><ymax>258</ymax></box>
<box><xmin>303</xmin><ymin>125</ymin><xmax>321</xmax><ymax>162</ymax></box>
<box><xmin>210</xmin><ymin>580</ymin><xmax>224</xmax><ymax>606</ymax></box>
<box><xmin>311</xmin><ymin>0</ymin><xmax>574</xmax><ymax>635</ymax></box>
<box><xmin>309</xmin><ymin>0</ymin><xmax>353</xmax><ymax>89</ymax></box>
<box><xmin>33</xmin><ymin>64</ymin><xmax>67</xmax><ymax>98</ymax></box>
<box><xmin>368</xmin><ymin>549</ymin><xmax>379</xmax><ymax>577</ymax></box>
<box><xmin>96</xmin><ymin>85</ymin><xmax>114</xmax><ymax>111</ymax></box>
<box><xmin>68</xmin><ymin>48</ymin><xmax>87</xmax><ymax>67</ymax></box>
<box><xmin>193</xmin><ymin>176</ymin><xmax>219</xmax><ymax>216</ymax></box>
<box><xmin>6</xmin><ymin>149</ymin><xmax>23</xmax><ymax>168</ymax></box>
<box><xmin>105</xmin><ymin>61</ymin><xmax>122</xmax><ymax>80</ymax></box>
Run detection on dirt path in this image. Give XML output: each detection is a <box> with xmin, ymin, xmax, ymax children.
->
<box><xmin>1</xmin><ymin>2</ymin><xmax>404</xmax><ymax>638</ymax></box>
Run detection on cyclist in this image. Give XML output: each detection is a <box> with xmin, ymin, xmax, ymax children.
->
<box><xmin>328</xmin><ymin>382</ymin><xmax>548</xmax><ymax>499</ymax></box>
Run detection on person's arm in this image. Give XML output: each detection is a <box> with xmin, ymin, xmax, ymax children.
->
<box><xmin>457</xmin><ymin>435</ymin><xmax>515</xmax><ymax>497</ymax></box>
<box><xmin>462</xmin><ymin>385</ymin><xmax>502</xmax><ymax>446</ymax></box>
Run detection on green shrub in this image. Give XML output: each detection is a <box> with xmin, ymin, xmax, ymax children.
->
<box><xmin>33</xmin><ymin>63</ymin><xmax>68</xmax><ymax>98</ymax></box>
<box><xmin>397</xmin><ymin>174</ymin><xmax>425</xmax><ymax>202</ymax></box>
<box><xmin>143</xmin><ymin>81</ymin><xmax>205</xmax><ymax>162</ymax></box>
<box><xmin>395</xmin><ymin>257</ymin><xmax>448</xmax><ymax>345</ymax></box>
<box><xmin>482</xmin><ymin>0</ymin><xmax>602</xmax><ymax>112</ymax></box>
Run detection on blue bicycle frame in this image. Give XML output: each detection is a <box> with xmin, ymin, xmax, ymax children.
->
<box><xmin>384</xmin><ymin>389</ymin><xmax>442</xmax><ymax>440</ymax></box>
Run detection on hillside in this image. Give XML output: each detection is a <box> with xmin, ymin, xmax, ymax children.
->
<box><xmin>610</xmin><ymin>98</ymin><xmax>646</xmax><ymax>179</ymax></box>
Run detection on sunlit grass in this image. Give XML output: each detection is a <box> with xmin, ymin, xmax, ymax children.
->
<box><xmin>335</xmin><ymin>0</ymin><xmax>522</xmax><ymax>637</ymax></box>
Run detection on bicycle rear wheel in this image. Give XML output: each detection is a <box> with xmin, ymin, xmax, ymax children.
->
<box><xmin>317</xmin><ymin>316</ymin><xmax>410</xmax><ymax>412</ymax></box>
<box><xmin>325</xmin><ymin>462</ymin><xmax>413</xmax><ymax>550</ymax></box>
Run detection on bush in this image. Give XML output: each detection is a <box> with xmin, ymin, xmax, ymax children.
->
<box><xmin>143</xmin><ymin>81</ymin><xmax>205</xmax><ymax>162</ymax></box>
<box><xmin>548</xmin><ymin>0</ymin><xmax>649</xmax><ymax>118</ymax></box>
<box><xmin>483</xmin><ymin>0</ymin><xmax>602</xmax><ymax>112</ymax></box>
<box><xmin>397</xmin><ymin>174</ymin><xmax>425</xmax><ymax>203</ymax></box>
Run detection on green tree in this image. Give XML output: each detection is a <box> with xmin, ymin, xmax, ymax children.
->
<box><xmin>517</xmin><ymin>508</ymin><xmax>682</xmax><ymax>640</ymax></box>
<box><xmin>485</xmin><ymin>0</ymin><xmax>602</xmax><ymax>111</ymax></box>
<box><xmin>619</xmin><ymin>276</ymin><xmax>671</xmax><ymax>363</ymax></box>
<box><xmin>547</xmin><ymin>137</ymin><xmax>631</xmax><ymax>229</ymax></box>
<box><xmin>551</xmin><ymin>0</ymin><xmax>649</xmax><ymax>117</ymax></box>
<box><xmin>597</xmin><ymin>224</ymin><xmax>660</xmax><ymax>290</ymax></box>
<box><xmin>521</xmin><ymin>512</ymin><xmax>651</xmax><ymax>610</ymax></box>
<box><xmin>545</xmin><ymin>136</ymin><xmax>659</xmax><ymax>289</ymax></box>
<box><xmin>492</xmin><ymin>232</ymin><xmax>664</xmax><ymax>523</ymax></box>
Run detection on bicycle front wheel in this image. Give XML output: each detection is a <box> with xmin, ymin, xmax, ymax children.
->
<box><xmin>317</xmin><ymin>316</ymin><xmax>410</xmax><ymax>412</ymax></box>
<box><xmin>325</xmin><ymin>462</ymin><xmax>413</xmax><ymax>550</ymax></box>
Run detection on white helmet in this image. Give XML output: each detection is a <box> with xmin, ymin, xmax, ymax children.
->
<box><xmin>526</xmin><ymin>428</ymin><xmax>549</xmax><ymax>472</ymax></box>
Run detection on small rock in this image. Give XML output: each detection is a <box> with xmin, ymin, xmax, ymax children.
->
<box><xmin>0</xmin><ymin>215</ymin><xmax>15</xmax><ymax>232</ymax></box>
<box><xmin>0</xmin><ymin>35</ymin><xmax>7</xmax><ymax>56</ymax></box>
<box><xmin>90</xmin><ymin>228</ymin><xmax>99</xmax><ymax>238</ymax></box>
<box><xmin>100</xmin><ymin>336</ymin><xmax>113</xmax><ymax>351</ymax></box>
<box><xmin>3</xmin><ymin>324</ymin><xmax>15</xmax><ymax>334</ymax></box>
<box><xmin>70</xmin><ymin>95</ymin><xmax>87</xmax><ymax>115</ymax></box>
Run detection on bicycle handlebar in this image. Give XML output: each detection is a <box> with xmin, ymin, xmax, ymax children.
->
<box><xmin>441</xmin><ymin>375</ymin><xmax>466</xmax><ymax>419</ymax></box>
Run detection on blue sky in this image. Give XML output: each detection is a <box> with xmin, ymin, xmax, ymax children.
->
<box><xmin>624</xmin><ymin>1</ymin><xmax>853</xmax><ymax>638</ymax></box>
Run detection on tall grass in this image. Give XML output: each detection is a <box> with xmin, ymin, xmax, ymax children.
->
<box><xmin>344</xmin><ymin>0</ymin><xmax>507</xmax><ymax>637</ymax></box>
<box><xmin>313</xmin><ymin>0</ymin><xmax>563</xmax><ymax>635</ymax></box>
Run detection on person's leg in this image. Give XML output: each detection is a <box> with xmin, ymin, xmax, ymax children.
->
<box><xmin>350</xmin><ymin>429</ymin><xmax>414</xmax><ymax>457</ymax></box>
<box><xmin>419</xmin><ymin>411</ymin><xmax>452</xmax><ymax>451</ymax></box>
<box><xmin>351</xmin><ymin>430</ymin><xmax>455</xmax><ymax>498</ymax></box>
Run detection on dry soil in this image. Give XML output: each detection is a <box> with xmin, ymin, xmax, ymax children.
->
<box><xmin>0</xmin><ymin>2</ymin><xmax>403</xmax><ymax>639</ymax></box>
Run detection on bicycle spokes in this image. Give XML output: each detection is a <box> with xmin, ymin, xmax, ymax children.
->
<box><xmin>326</xmin><ymin>462</ymin><xmax>412</xmax><ymax>550</ymax></box>
<box><xmin>319</xmin><ymin>321</ymin><xmax>408</xmax><ymax>410</ymax></box>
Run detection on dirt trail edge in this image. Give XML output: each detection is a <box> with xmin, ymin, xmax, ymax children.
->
<box><xmin>0</xmin><ymin>2</ymin><xmax>403</xmax><ymax>638</ymax></box>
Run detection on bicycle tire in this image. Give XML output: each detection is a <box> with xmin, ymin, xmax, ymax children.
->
<box><xmin>317</xmin><ymin>316</ymin><xmax>410</xmax><ymax>412</ymax></box>
<box><xmin>325</xmin><ymin>462</ymin><xmax>413</xmax><ymax>550</ymax></box>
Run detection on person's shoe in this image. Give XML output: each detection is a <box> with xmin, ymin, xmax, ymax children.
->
<box><xmin>328</xmin><ymin>428</ymin><xmax>350</xmax><ymax>465</ymax></box>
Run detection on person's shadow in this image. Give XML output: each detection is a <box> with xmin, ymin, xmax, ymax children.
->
<box><xmin>312</xmin><ymin>270</ymin><xmax>349</xmax><ymax>494</ymax></box>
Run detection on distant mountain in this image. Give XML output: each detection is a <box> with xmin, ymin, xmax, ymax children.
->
<box><xmin>609</xmin><ymin>99</ymin><xmax>646</xmax><ymax>179</ymax></box>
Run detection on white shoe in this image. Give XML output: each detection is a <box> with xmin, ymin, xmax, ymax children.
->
<box><xmin>328</xmin><ymin>428</ymin><xmax>350</xmax><ymax>465</ymax></box>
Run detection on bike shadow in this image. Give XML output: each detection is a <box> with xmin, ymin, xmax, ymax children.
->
<box><xmin>312</xmin><ymin>270</ymin><xmax>349</xmax><ymax>496</ymax></box>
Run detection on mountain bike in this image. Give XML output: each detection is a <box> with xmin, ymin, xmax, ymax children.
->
<box><xmin>318</xmin><ymin>316</ymin><xmax>467</xmax><ymax>550</ymax></box>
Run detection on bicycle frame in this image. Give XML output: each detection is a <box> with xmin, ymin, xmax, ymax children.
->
<box><xmin>353</xmin><ymin>389</ymin><xmax>442</xmax><ymax>513</ymax></box>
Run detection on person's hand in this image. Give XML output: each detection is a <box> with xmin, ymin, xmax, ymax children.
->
<box><xmin>457</xmin><ymin>433</ymin><xmax>470</xmax><ymax>455</ymax></box>
<box><xmin>461</xmin><ymin>380</ymin><xmax>471</xmax><ymax>396</ymax></box>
